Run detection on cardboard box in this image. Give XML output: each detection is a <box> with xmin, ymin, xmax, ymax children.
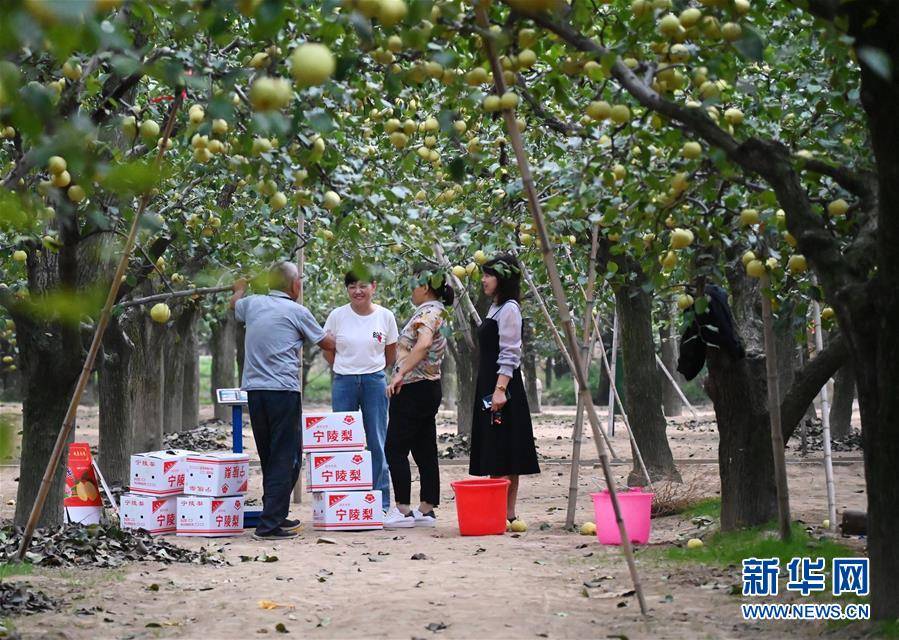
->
<box><xmin>64</xmin><ymin>442</ymin><xmax>102</xmax><ymax>525</ymax></box>
<box><xmin>306</xmin><ymin>451</ymin><xmax>373</xmax><ymax>492</ymax></box>
<box><xmin>312</xmin><ymin>491</ymin><xmax>383</xmax><ymax>531</ymax></box>
<box><xmin>120</xmin><ymin>494</ymin><xmax>177</xmax><ymax>534</ymax></box>
<box><xmin>183</xmin><ymin>452</ymin><xmax>249</xmax><ymax>497</ymax></box>
<box><xmin>176</xmin><ymin>496</ymin><xmax>244</xmax><ymax>537</ymax></box>
<box><xmin>302</xmin><ymin>411</ymin><xmax>366</xmax><ymax>452</ymax></box>
<box><xmin>129</xmin><ymin>450</ymin><xmax>193</xmax><ymax>496</ymax></box>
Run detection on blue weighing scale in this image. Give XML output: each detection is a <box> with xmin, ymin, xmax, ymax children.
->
<box><xmin>215</xmin><ymin>388</ymin><xmax>262</xmax><ymax>528</ymax></box>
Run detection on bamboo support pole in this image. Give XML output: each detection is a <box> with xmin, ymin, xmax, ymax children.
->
<box><xmin>518</xmin><ymin>260</ymin><xmax>618</xmax><ymax>458</ymax></box>
<box><xmin>760</xmin><ymin>274</ymin><xmax>792</xmax><ymax>541</ymax></box>
<box><xmin>475</xmin><ymin>3</ymin><xmax>646</xmax><ymax>614</ymax></box>
<box><xmin>811</xmin><ymin>277</ymin><xmax>837</xmax><ymax>531</ymax></box>
<box><xmin>293</xmin><ymin>209</ymin><xmax>306</xmax><ymax>504</ymax></box>
<box><xmin>565</xmin><ymin>225</ymin><xmax>600</xmax><ymax>529</ymax></box>
<box><xmin>17</xmin><ymin>94</ymin><xmax>184</xmax><ymax>561</ymax></box>
<box><xmin>434</xmin><ymin>242</ymin><xmax>479</xmax><ymax>350</ymax></box>
<box><xmin>607</xmin><ymin>310</ymin><xmax>619</xmax><ymax>437</ymax></box>
<box><xmin>654</xmin><ymin>353</ymin><xmax>698</xmax><ymax>419</ymax></box>
<box><xmin>587</xmin><ymin>308</ymin><xmax>652</xmax><ymax>486</ymax></box>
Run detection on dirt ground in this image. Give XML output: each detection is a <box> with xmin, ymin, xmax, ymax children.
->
<box><xmin>0</xmin><ymin>402</ymin><xmax>870</xmax><ymax>639</ymax></box>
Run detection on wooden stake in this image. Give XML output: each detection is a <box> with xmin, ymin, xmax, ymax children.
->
<box><xmin>654</xmin><ymin>353</ymin><xmax>698</xmax><ymax>419</ymax></box>
<box><xmin>475</xmin><ymin>4</ymin><xmax>647</xmax><ymax>614</ymax></box>
<box><xmin>293</xmin><ymin>208</ymin><xmax>306</xmax><ymax>504</ymax></box>
<box><xmin>518</xmin><ymin>259</ymin><xmax>618</xmax><ymax>458</ymax></box>
<box><xmin>587</xmin><ymin>309</ymin><xmax>653</xmax><ymax>486</ymax></box>
<box><xmin>607</xmin><ymin>311</ymin><xmax>619</xmax><ymax>437</ymax></box>
<box><xmin>566</xmin><ymin>226</ymin><xmax>600</xmax><ymax>528</ymax></box>
<box><xmin>16</xmin><ymin>94</ymin><xmax>184</xmax><ymax>561</ymax></box>
<box><xmin>760</xmin><ymin>274</ymin><xmax>792</xmax><ymax>541</ymax></box>
<box><xmin>811</xmin><ymin>276</ymin><xmax>837</xmax><ymax>531</ymax></box>
<box><xmin>434</xmin><ymin>242</ymin><xmax>479</xmax><ymax>350</ymax></box>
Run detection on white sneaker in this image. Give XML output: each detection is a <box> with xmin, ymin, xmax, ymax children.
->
<box><xmin>384</xmin><ymin>507</ymin><xmax>415</xmax><ymax>529</ymax></box>
<box><xmin>413</xmin><ymin>509</ymin><xmax>437</xmax><ymax>528</ymax></box>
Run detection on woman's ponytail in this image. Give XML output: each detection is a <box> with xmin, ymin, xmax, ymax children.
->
<box><xmin>439</xmin><ymin>281</ymin><xmax>455</xmax><ymax>306</ymax></box>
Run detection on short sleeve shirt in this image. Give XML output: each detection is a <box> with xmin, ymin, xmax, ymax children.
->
<box><xmin>323</xmin><ymin>304</ymin><xmax>399</xmax><ymax>375</ymax></box>
<box><xmin>394</xmin><ymin>300</ymin><xmax>447</xmax><ymax>384</ymax></box>
<box><xmin>235</xmin><ymin>291</ymin><xmax>326</xmax><ymax>391</ymax></box>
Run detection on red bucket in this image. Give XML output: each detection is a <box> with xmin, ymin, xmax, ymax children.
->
<box><xmin>450</xmin><ymin>478</ymin><xmax>510</xmax><ymax>536</ymax></box>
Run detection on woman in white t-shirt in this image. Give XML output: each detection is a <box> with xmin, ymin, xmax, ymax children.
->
<box><xmin>323</xmin><ymin>271</ymin><xmax>399</xmax><ymax>511</ymax></box>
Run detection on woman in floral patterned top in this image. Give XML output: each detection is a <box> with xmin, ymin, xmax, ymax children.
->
<box><xmin>383</xmin><ymin>266</ymin><xmax>453</xmax><ymax>529</ymax></box>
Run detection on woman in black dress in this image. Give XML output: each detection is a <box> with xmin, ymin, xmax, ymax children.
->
<box><xmin>469</xmin><ymin>255</ymin><xmax>540</xmax><ymax>523</ymax></box>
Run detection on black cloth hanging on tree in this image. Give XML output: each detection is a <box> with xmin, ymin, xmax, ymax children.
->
<box><xmin>676</xmin><ymin>284</ymin><xmax>745</xmax><ymax>381</ymax></box>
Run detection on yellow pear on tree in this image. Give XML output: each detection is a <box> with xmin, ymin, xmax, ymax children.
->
<box><xmin>746</xmin><ymin>259</ymin><xmax>766</xmax><ymax>278</ymax></box>
<box><xmin>323</xmin><ymin>190</ymin><xmax>341</xmax><ymax>209</ymax></box>
<box><xmin>290</xmin><ymin>43</ymin><xmax>336</xmax><ymax>87</ymax></box>
<box><xmin>47</xmin><ymin>155</ymin><xmax>66</xmax><ymax>175</ymax></box>
<box><xmin>787</xmin><ymin>254</ymin><xmax>807</xmax><ymax>274</ymax></box>
<box><xmin>682</xmin><ymin>141</ymin><xmax>702</xmax><ymax>159</ymax></box>
<box><xmin>828</xmin><ymin>198</ymin><xmax>849</xmax><ymax>216</ymax></box>
<box><xmin>150</xmin><ymin>303</ymin><xmax>171</xmax><ymax>324</ymax></box>
<box><xmin>740</xmin><ymin>208</ymin><xmax>760</xmax><ymax>226</ymax></box>
<box><xmin>677</xmin><ymin>293</ymin><xmax>694</xmax><ymax>310</ymax></box>
<box><xmin>140</xmin><ymin>119</ymin><xmax>160</xmax><ymax>139</ymax></box>
<box><xmin>670</xmin><ymin>228</ymin><xmax>694</xmax><ymax>249</ymax></box>
<box><xmin>586</xmin><ymin>100</ymin><xmax>611</xmax><ymax>121</ymax></box>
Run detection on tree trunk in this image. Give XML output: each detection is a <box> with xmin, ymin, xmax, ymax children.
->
<box><xmin>521</xmin><ymin>318</ymin><xmax>541</xmax><ymax>414</ymax></box>
<box><xmin>162</xmin><ymin>312</ymin><xmax>186</xmax><ymax>434</ymax></box>
<box><xmin>858</xmin><ymin>16</ymin><xmax>899</xmax><ymax>618</ymax></box>
<box><xmin>659</xmin><ymin>303</ymin><xmax>684</xmax><ymax>417</ymax></box>
<box><xmin>706</xmin><ymin>347</ymin><xmax>778</xmax><ymax>530</ymax></box>
<box><xmin>545</xmin><ymin>356</ymin><xmax>553</xmax><ymax>388</ymax></box>
<box><xmin>441</xmin><ymin>347</ymin><xmax>457</xmax><ymax>412</ymax></box>
<box><xmin>98</xmin><ymin>315</ymin><xmax>134</xmax><ymax>487</ymax></box>
<box><xmin>829</xmin><ymin>363</ymin><xmax>854</xmax><ymax>439</ymax></box>
<box><xmin>12</xmin><ymin>334</ymin><xmax>80</xmax><ymax>526</ymax></box>
<box><xmin>181</xmin><ymin>307</ymin><xmax>200</xmax><ymax>430</ymax></box>
<box><xmin>129</xmin><ymin>315</ymin><xmax>166</xmax><ymax>453</ymax></box>
<box><xmin>301</xmin><ymin>343</ymin><xmax>315</xmax><ymax>394</ymax></box>
<box><xmin>614</xmin><ymin>278</ymin><xmax>680</xmax><ymax>485</ymax></box>
<box><xmin>236</xmin><ymin>319</ymin><xmax>246</xmax><ymax>386</ymax></box>
<box><xmin>704</xmin><ymin>264</ymin><xmax>778</xmax><ymax>530</ymax></box>
<box><xmin>10</xmin><ymin>249</ymin><xmax>84</xmax><ymax>527</ymax></box>
<box><xmin>450</xmin><ymin>336</ymin><xmax>478</xmax><ymax>436</ymax></box>
<box><xmin>210</xmin><ymin>311</ymin><xmax>236</xmax><ymax>422</ymax></box>
<box><xmin>9</xmin><ymin>314</ymin><xmax>81</xmax><ymax>526</ymax></box>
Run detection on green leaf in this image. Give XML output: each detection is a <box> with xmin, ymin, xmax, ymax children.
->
<box><xmin>694</xmin><ymin>296</ymin><xmax>709</xmax><ymax>315</ymax></box>
<box><xmin>307</xmin><ymin>109</ymin><xmax>336</xmax><ymax>133</ymax></box>
<box><xmin>100</xmin><ymin>160</ymin><xmax>164</xmax><ymax>195</ymax></box>
<box><xmin>732</xmin><ymin>26</ymin><xmax>765</xmax><ymax>63</ymax></box>
<box><xmin>856</xmin><ymin>46</ymin><xmax>892</xmax><ymax>81</ymax></box>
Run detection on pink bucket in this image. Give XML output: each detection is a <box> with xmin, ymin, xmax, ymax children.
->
<box><xmin>591</xmin><ymin>487</ymin><xmax>654</xmax><ymax>545</ymax></box>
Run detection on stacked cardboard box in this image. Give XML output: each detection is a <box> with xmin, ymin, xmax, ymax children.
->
<box><xmin>119</xmin><ymin>450</ymin><xmax>250</xmax><ymax>537</ymax></box>
<box><xmin>302</xmin><ymin>411</ymin><xmax>382</xmax><ymax>531</ymax></box>
<box><xmin>178</xmin><ymin>452</ymin><xmax>249</xmax><ymax>537</ymax></box>
<box><xmin>120</xmin><ymin>449</ymin><xmax>192</xmax><ymax>535</ymax></box>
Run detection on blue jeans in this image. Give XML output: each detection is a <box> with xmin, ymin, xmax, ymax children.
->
<box><xmin>332</xmin><ymin>372</ymin><xmax>390</xmax><ymax>510</ymax></box>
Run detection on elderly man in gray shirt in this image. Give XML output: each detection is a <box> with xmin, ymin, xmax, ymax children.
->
<box><xmin>231</xmin><ymin>262</ymin><xmax>335</xmax><ymax>540</ymax></box>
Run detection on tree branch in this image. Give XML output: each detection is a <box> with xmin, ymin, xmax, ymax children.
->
<box><xmin>118</xmin><ymin>285</ymin><xmax>233</xmax><ymax>308</ymax></box>
<box><xmin>801</xmin><ymin>158</ymin><xmax>877</xmax><ymax>202</ymax></box>
<box><xmin>780</xmin><ymin>332</ymin><xmax>849</xmax><ymax>441</ymax></box>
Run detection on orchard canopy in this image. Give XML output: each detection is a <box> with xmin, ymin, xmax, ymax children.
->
<box><xmin>1</xmin><ymin>0</ymin><xmax>898</xmax><ymax>621</ymax></box>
